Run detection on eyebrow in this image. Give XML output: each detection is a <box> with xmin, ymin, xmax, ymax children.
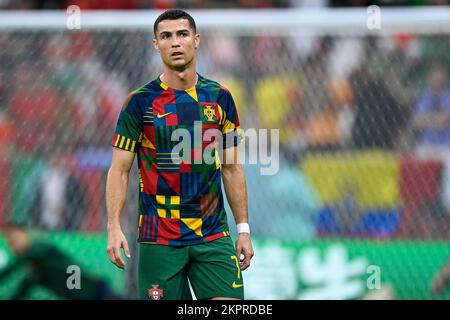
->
<box><xmin>159</xmin><ymin>29</ymin><xmax>190</xmax><ymax>37</ymax></box>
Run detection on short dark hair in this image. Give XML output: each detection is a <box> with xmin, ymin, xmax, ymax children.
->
<box><xmin>153</xmin><ymin>9</ymin><xmax>197</xmax><ymax>37</ymax></box>
<box><xmin>3</xmin><ymin>221</ymin><xmax>26</xmax><ymax>233</ymax></box>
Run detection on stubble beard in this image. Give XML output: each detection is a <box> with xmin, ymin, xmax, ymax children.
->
<box><xmin>164</xmin><ymin>54</ymin><xmax>195</xmax><ymax>73</ymax></box>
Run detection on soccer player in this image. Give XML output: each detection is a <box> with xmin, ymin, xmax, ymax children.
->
<box><xmin>0</xmin><ymin>224</ymin><xmax>122</xmax><ymax>300</ymax></box>
<box><xmin>105</xmin><ymin>9</ymin><xmax>254</xmax><ymax>300</ymax></box>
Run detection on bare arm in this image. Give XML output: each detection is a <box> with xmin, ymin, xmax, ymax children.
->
<box><xmin>221</xmin><ymin>146</ymin><xmax>254</xmax><ymax>271</ymax></box>
<box><xmin>431</xmin><ymin>260</ymin><xmax>450</xmax><ymax>295</ymax></box>
<box><xmin>105</xmin><ymin>147</ymin><xmax>135</xmax><ymax>269</ymax></box>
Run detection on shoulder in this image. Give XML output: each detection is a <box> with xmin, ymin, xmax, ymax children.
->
<box><xmin>129</xmin><ymin>81</ymin><xmax>165</xmax><ymax>102</ymax></box>
<box><xmin>198</xmin><ymin>74</ymin><xmax>232</xmax><ymax>97</ymax></box>
<box><xmin>122</xmin><ymin>81</ymin><xmax>165</xmax><ymax>111</ymax></box>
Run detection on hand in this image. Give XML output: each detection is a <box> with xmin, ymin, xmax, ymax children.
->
<box><xmin>430</xmin><ymin>262</ymin><xmax>450</xmax><ymax>296</ymax></box>
<box><xmin>430</xmin><ymin>273</ymin><xmax>450</xmax><ymax>296</ymax></box>
<box><xmin>106</xmin><ymin>226</ymin><xmax>131</xmax><ymax>269</ymax></box>
<box><xmin>431</xmin><ymin>276</ymin><xmax>446</xmax><ymax>296</ymax></box>
<box><xmin>235</xmin><ymin>233</ymin><xmax>254</xmax><ymax>271</ymax></box>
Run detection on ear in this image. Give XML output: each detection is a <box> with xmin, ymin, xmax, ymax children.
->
<box><xmin>194</xmin><ymin>33</ymin><xmax>201</xmax><ymax>49</ymax></box>
<box><xmin>152</xmin><ymin>38</ymin><xmax>159</xmax><ymax>52</ymax></box>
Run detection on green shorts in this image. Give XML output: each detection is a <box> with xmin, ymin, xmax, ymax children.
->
<box><xmin>138</xmin><ymin>236</ymin><xmax>244</xmax><ymax>300</ymax></box>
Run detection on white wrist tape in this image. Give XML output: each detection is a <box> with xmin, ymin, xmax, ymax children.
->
<box><xmin>237</xmin><ymin>223</ymin><xmax>250</xmax><ymax>234</ymax></box>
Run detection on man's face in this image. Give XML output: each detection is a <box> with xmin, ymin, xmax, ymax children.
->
<box><xmin>153</xmin><ymin>19</ymin><xmax>200</xmax><ymax>71</ymax></box>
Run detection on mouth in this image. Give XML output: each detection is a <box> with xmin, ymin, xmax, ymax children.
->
<box><xmin>171</xmin><ymin>51</ymin><xmax>183</xmax><ymax>57</ymax></box>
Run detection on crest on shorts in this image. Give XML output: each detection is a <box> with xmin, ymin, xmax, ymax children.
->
<box><xmin>148</xmin><ymin>284</ymin><xmax>164</xmax><ymax>300</ymax></box>
<box><xmin>203</xmin><ymin>105</ymin><xmax>217</xmax><ymax>122</ymax></box>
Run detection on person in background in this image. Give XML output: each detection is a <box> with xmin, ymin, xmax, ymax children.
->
<box><xmin>430</xmin><ymin>259</ymin><xmax>450</xmax><ymax>296</ymax></box>
<box><xmin>413</xmin><ymin>63</ymin><xmax>450</xmax><ymax>154</ymax></box>
<box><xmin>413</xmin><ymin>64</ymin><xmax>450</xmax><ymax>216</ymax></box>
<box><xmin>0</xmin><ymin>223</ymin><xmax>122</xmax><ymax>299</ymax></box>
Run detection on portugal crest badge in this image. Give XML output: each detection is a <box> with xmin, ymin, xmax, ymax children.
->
<box><xmin>148</xmin><ymin>284</ymin><xmax>164</xmax><ymax>300</ymax></box>
<box><xmin>203</xmin><ymin>105</ymin><xmax>217</xmax><ymax>122</ymax></box>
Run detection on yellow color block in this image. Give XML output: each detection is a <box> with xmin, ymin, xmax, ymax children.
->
<box><xmin>170</xmin><ymin>196</ymin><xmax>180</xmax><ymax>205</ymax></box>
<box><xmin>160</xmin><ymin>82</ymin><xmax>168</xmax><ymax>90</ymax></box>
<box><xmin>170</xmin><ymin>210</ymin><xmax>180</xmax><ymax>219</ymax></box>
<box><xmin>254</xmin><ymin>74</ymin><xmax>301</xmax><ymax>129</ymax></box>
<box><xmin>156</xmin><ymin>195</ymin><xmax>165</xmax><ymax>205</ymax></box>
<box><xmin>222</xmin><ymin>120</ymin><xmax>236</xmax><ymax>132</ymax></box>
<box><xmin>217</xmin><ymin>104</ymin><xmax>224</xmax><ymax>125</ymax></box>
<box><xmin>157</xmin><ymin>208</ymin><xmax>166</xmax><ymax>218</ymax></box>
<box><xmin>215</xmin><ymin>149</ymin><xmax>221</xmax><ymax>169</ymax></box>
<box><xmin>138</xmin><ymin>170</ymin><xmax>144</xmax><ymax>192</ymax></box>
<box><xmin>119</xmin><ymin>136</ymin><xmax>125</xmax><ymax>148</ymax></box>
<box><xmin>182</xmin><ymin>218</ymin><xmax>203</xmax><ymax>237</ymax></box>
<box><xmin>301</xmin><ymin>151</ymin><xmax>400</xmax><ymax>210</ymax></box>
<box><xmin>141</xmin><ymin>134</ymin><xmax>155</xmax><ymax>149</ymax></box>
<box><xmin>186</xmin><ymin>86</ymin><xmax>198</xmax><ymax>102</ymax></box>
<box><xmin>114</xmin><ymin>134</ymin><xmax>120</xmax><ymax>146</ymax></box>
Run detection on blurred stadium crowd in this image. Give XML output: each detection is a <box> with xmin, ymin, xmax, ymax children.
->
<box><xmin>0</xmin><ymin>3</ymin><xmax>450</xmax><ymax>244</ymax></box>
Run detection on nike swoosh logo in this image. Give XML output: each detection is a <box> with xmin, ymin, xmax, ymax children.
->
<box><xmin>232</xmin><ymin>281</ymin><xmax>244</xmax><ymax>289</ymax></box>
<box><xmin>156</xmin><ymin>112</ymin><xmax>172</xmax><ymax>118</ymax></box>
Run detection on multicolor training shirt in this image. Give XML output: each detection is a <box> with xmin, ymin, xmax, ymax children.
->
<box><xmin>112</xmin><ymin>74</ymin><xmax>242</xmax><ymax>246</ymax></box>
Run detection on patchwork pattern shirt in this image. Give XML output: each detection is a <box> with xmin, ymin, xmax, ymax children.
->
<box><xmin>112</xmin><ymin>74</ymin><xmax>241</xmax><ymax>246</ymax></box>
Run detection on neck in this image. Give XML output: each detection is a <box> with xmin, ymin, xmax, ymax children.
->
<box><xmin>161</xmin><ymin>63</ymin><xmax>198</xmax><ymax>90</ymax></box>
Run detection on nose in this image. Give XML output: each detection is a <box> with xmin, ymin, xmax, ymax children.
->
<box><xmin>171</xmin><ymin>37</ymin><xmax>181</xmax><ymax>47</ymax></box>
